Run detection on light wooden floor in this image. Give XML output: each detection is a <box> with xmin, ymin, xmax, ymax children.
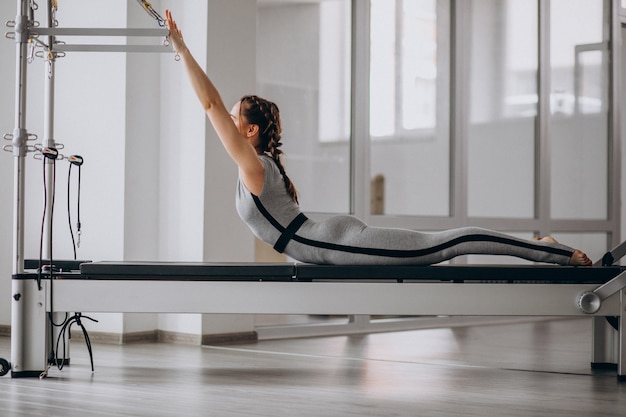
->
<box><xmin>0</xmin><ymin>317</ymin><xmax>624</xmax><ymax>417</ymax></box>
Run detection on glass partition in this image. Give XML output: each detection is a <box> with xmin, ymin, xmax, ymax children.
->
<box><xmin>369</xmin><ymin>0</ymin><xmax>451</xmax><ymax>216</ymax></box>
<box><xmin>255</xmin><ymin>0</ymin><xmax>617</xmax><ymax>253</ymax></box>
<box><xmin>467</xmin><ymin>0</ymin><xmax>538</xmax><ymax>218</ymax></box>
<box><xmin>550</xmin><ymin>0</ymin><xmax>609</xmax><ymax>220</ymax></box>
<box><xmin>257</xmin><ymin>0</ymin><xmax>352</xmax><ymax>213</ymax></box>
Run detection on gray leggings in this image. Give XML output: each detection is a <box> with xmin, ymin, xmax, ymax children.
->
<box><xmin>283</xmin><ymin>216</ymin><xmax>574</xmax><ymax>266</ymax></box>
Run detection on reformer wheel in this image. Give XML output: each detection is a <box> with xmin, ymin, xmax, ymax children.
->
<box><xmin>0</xmin><ymin>358</ymin><xmax>10</xmax><ymax>377</ymax></box>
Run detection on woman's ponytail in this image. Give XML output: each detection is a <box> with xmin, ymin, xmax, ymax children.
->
<box><xmin>240</xmin><ymin>95</ymin><xmax>299</xmax><ymax>204</ymax></box>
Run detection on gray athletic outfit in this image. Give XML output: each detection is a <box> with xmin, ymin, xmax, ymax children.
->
<box><xmin>235</xmin><ymin>155</ymin><xmax>574</xmax><ymax>265</ymax></box>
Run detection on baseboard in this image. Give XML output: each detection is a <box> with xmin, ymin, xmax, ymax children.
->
<box><xmin>4</xmin><ymin>327</ymin><xmax>258</xmax><ymax>346</ymax></box>
<box><xmin>201</xmin><ymin>331</ymin><xmax>258</xmax><ymax>346</ymax></box>
<box><xmin>0</xmin><ymin>325</ymin><xmax>9</xmax><ymax>337</ymax></box>
<box><xmin>70</xmin><ymin>330</ymin><xmax>158</xmax><ymax>345</ymax></box>
<box><xmin>158</xmin><ymin>330</ymin><xmax>258</xmax><ymax>346</ymax></box>
<box><xmin>157</xmin><ymin>330</ymin><xmax>202</xmax><ymax>345</ymax></box>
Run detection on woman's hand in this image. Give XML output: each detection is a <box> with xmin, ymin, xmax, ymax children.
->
<box><xmin>165</xmin><ymin>9</ymin><xmax>188</xmax><ymax>55</ymax></box>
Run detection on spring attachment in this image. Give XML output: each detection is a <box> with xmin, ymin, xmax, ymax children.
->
<box><xmin>2</xmin><ymin>133</ymin><xmax>12</xmax><ymax>153</ymax></box>
<box><xmin>5</xmin><ymin>19</ymin><xmax>16</xmax><ymax>40</ymax></box>
<box><xmin>51</xmin><ymin>0</ymin><xmax>59</xmax><ymax>27</ymax></box>
<box><xmin>3</xmin><ymin>132</ymin><xmax>38</xmax><ymax>155</ymax></box>
<box><xmin>136</xmin><ymin>0</ymin><xmax>166</xmax><ymax>27</ymax></box>
<box><xmin>46</xmin><ymin>51</ymin><xmax>54</xmax><ymax>78</ymax></box>
<box><xmin>5</xmin><ymin>15</ymin><xmax>39</xmax><ymax>42</ymax></box>
<box><xmin>28</xmin><ymin>39</ymin><xmax>36</xmax><ymax>63</ymax></box>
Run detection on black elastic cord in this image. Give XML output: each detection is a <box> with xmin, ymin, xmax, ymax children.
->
<box><xmin>38</xmin><ymin>157</ymin><xmax>47</xmax><ymax>290</ymax></box>
<box><xmin>67</xmin><ymin>162</ymin><xmax>82</xmax><ymax>259</ymax></box>
<box><xmin>77</xmin><ymin>164</ymin><xmax>81</xmax><ymax>241</ymax></box>
<box><xmin>67</xmin><ymin>164</ymin><xmax>77</xmax><ymax>259</ymax></box>
<box><xmin>39</xmin><ymin>153</ymin><xmax>57</xmax><ymax>290</ymax></box>
<box><xmin>54</xmin><ymin>313</ymin><xmax>98</xmax><ymax>372</ymax></box>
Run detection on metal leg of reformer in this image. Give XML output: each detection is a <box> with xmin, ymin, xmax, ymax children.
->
<box><xmin>11</xmin><ymin>278</ymin><xmax>48</xmax><ymax>377</ymax></box>
<box><xmin>595</xmin><ymin>239</ymin><xmax>626</xmax><ymax>266</ymax></box>
<box><xmin>591</xmin><ymin>316</ymin><xmax>618</xmax><ymax>369</ymax></box>
<box><xmin>619</xmin><ymin>289</ymin><xmax>625</xmax><ymax>381</ymax></box>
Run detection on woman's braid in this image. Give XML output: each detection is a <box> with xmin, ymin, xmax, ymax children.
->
<box><xmin>241</xmin><ymin>95</ymin><xmax>298</xmax><ymax>204</ymax></box>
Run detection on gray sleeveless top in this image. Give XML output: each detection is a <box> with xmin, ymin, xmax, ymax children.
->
<box><xmin>235</xmin><ymin>154</ymin><xmax>307</xmax><ymax>252</ymax></box>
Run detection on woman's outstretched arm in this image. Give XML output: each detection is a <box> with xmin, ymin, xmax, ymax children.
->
<box><xmin>165</xmin><ymin>10</ymin><xmax>263</xmax><ymax>193</ymax></box>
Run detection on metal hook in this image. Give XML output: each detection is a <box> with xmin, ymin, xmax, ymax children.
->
<box><xmin>28</xmin><ymin>40</ymin><xmax>36</xmax><ymax>63</ymax></box>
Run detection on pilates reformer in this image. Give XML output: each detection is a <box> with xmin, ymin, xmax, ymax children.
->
<box><xmin>2</xmin><ymin>250</ymin><xmax>625</xmax><ymax>380</ymax></box>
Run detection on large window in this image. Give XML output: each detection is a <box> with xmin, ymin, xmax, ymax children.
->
<box><xmin>467</xmin><ymin>0</ymin><xmax>538</xmax><ymax>218</ymax></box>
<box><xmin>257</xmin><ymin>0</ymin><xmax>351</xmax><ymax>213</ymax></box>
<box><xmin>369</xmin><ymin>0</ymin><xmax>451</xmax><ymax>216</ymax></box>
<box><xmin>256</xmin><ymin>0</ymin><xmax>617</xmax><ymax>261</ymax></box>
<box><xmin>550</xmin><ymin>0</ymin><xmax>609</xmax><ymax>220</ymax></box>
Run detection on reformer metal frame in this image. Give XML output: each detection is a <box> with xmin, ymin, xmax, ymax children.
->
<box><xmin>42</xmin><ymin>262</ymin><xmax>626</xmax><ymax>381</ymax></box>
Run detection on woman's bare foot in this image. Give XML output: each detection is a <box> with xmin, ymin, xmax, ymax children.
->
<box><xmin>534</xmin><ymin>236</ymin><xmax>558</xmax><ymax>244</ymax></box>
<box><xmin>569</xmin><ymin>249</ymin><xmax>592</xmax><ymax>266</ymax></box>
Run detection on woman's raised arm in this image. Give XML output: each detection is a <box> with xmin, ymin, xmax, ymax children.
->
<box><xmin>165</xmin><ymin>10</ymin><xmax>263</xmax><ymax>193</ymax></box>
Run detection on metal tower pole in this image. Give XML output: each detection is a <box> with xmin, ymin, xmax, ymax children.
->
<box><xmin>10</xmin><ymin>0</ymin><xmax>48</xmax><ymax>378</ymax></box>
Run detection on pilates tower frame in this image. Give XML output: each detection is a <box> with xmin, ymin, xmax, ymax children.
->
<box><xmin>5</xmin><ymin>0</ymin><xmax>171</xmax><ymax>377</ymax></box>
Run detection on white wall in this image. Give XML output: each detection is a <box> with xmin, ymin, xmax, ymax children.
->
<box><xmin>0</xmin><ymin>1</ymin><xmax>257</xmax><ymax>340</ymax></box>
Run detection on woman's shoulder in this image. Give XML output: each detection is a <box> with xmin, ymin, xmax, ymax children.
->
<box><xmin>258</xmin><ymin>154</ymin><xmax>277</xmax><ymax>170</ymax></box>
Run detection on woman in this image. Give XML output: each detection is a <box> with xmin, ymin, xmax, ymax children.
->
<box><xmin>165</xmin><ymin>10</ymin><xmax>591</xmax><ymax>266</ymax></box>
